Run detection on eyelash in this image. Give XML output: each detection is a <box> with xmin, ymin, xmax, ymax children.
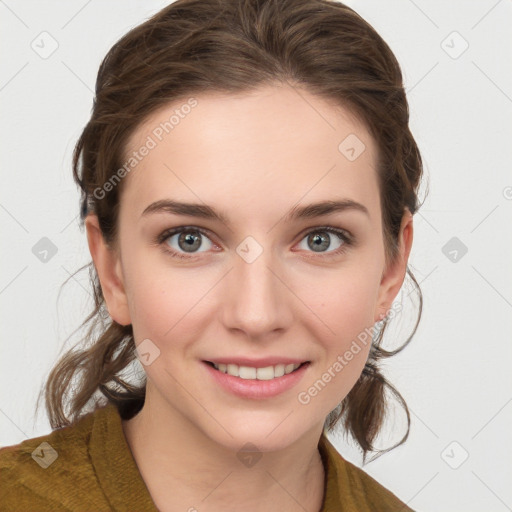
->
<box><xmin>155</xmin><ymin>225</ymin><xmax>354</xmax><ymax>261</ymax></box>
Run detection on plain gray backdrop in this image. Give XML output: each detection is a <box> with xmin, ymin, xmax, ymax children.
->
<box><xmin>1</xmin><ymin>1</ymin><xmax>511</xmax><ymax>511</ymax></box>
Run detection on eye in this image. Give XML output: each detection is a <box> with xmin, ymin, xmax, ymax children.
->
<box><xmin>295</xmin><ymin>227</ymin><xmax>353</xmax><ymax>259</ymax></box>
<box><xmin>157</xmin><ymin>227</ymin><xmax>217</xmax><ymax>259</ymax></box>
<box><xmin>156</xmin><ymin>225</ymin><xmax>354</xmax><ymax>261</ymax></box>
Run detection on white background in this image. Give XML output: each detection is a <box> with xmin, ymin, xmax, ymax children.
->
<box><xmin>1</xmin><ymin>1</ymin><xmax>511</xmax><ymax>511</ymax></box>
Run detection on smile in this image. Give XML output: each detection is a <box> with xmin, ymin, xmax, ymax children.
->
<box><xmin>203</xmin><ymin>360</ymin><xmax>311</xmax><ymax>399</ymax></box>
<box><xmin>206</xmin><ymin>361</ymin><xmax>307</xmax><ymax>380</ymax></box>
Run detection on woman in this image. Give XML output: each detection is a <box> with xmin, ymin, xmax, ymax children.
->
<box><xmin>0</xmin><ymin>0</ymin><xmax>423</xmax><ymax>510</ymax></box>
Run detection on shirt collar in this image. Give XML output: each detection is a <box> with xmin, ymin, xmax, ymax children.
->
<box><xmin>89</xmin><ymin>403</ymin><xmax>158</xmax><ymax>511</ymax></box>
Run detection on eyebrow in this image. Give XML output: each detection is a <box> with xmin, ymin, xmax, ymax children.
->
<box><xmin>140</xmin><ymin>198</ymin><xmax>369</xmax><ymax>224</ymax></box>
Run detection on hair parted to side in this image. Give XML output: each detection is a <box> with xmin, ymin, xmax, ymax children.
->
<box><xmin>37</xmin><ymin>0</ymin><xmax>426</xmax><ymax>463</ymax></box>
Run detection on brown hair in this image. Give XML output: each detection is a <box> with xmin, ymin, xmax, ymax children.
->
<box><xmin>37</xmin><ymin>0</ymin><xmax>425</xmax><ymax>463</ymax></box>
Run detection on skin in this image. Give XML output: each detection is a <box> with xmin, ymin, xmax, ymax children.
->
<box><xmin>85</xmin><ymin>83</ymin><xmax>413</xmax><ymax>512</ymax></box>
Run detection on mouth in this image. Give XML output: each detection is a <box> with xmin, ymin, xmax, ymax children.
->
<box><xmin>203</xmin><ymin>360</ymin><xmax>310</xmax><ymax>380</ymax></box>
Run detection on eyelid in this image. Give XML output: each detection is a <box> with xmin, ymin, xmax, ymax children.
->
<box><xmin>296</xmin><ymin>225</ymin><xmax>353</xmax><ymax>243</ymax></box>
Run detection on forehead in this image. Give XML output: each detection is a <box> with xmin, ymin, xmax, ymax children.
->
<box><xmin>120</xmin><ymin>84</ymin><xmax>380</xmax><ymax>224</ymax></box>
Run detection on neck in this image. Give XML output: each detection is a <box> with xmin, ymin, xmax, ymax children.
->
<box><xmin>121</xmin><ymin>392</ymin><xmax>326</xmax><ymax>512</ymax></box>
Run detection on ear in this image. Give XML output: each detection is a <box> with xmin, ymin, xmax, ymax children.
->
<box><xmin>374</xmin><ymin>209</ymin><xmax>414</xmax><ymax>323</ymax></box>
<box><xmin>85</xmin><ymin>214</ymin><xmax>132</xmax><ymax>326</ymax></box>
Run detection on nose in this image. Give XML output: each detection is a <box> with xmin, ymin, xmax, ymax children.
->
<box><xmin>220</xmin><ymin>243</ymin><xmax>293</xmax><ymax>340</ymax></box>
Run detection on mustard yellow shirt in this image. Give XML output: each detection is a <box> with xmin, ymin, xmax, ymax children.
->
<box><xmin>0</xmin><ymin>403</ymin><xmax>413</xmax><ymax>511</ymax></box>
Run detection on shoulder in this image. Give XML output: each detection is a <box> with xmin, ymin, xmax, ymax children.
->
<box><xmin>340</xmin><ymin>453</ymin><xmax>414</xmax><ymax>511</ymax></box>
<box><xmin>0</xmin><ymin>407</ymin><xmax>111</xmax><ymax>511</ymax></box>
<box><xmin>319</xmin><ymin>433</ymin><xmax>414</xmax><ymax>512</ymax></box>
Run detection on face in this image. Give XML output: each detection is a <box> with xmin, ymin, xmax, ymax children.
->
<box><xmin>87</xmin><ymin>84</ymin><xmax>412</xmax><ymax>452</ymax></box>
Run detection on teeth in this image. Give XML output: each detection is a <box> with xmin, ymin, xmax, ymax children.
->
<box><xmin>213</xmin><ymin>362</ymin><xmax>302</xmax><ymax>379</ymax></box>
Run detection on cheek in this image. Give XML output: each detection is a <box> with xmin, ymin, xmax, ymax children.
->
<box><xmin>298</xmin><ymin>267</ymin><xmax>379</xmax><ymax>395</ymax></box>
<box><xmin>305</xmin><ymin>265</ymin><xmax>380</xmax><ymax>340</ymax></box>
<box><xmin>128</xmin><ymin>270</ymin><xmax>205</xmax><ymax>340</ymax></box>
<box><xmin>124</xmin><ymin>254</ymin><xmax>221</xmax><ymax>365</ymax></box>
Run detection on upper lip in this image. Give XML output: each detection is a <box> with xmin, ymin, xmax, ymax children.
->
<box><xmin>204</xmin><ymin>357</ymin><xmax>310</xmax><ymax>368</ymax></box>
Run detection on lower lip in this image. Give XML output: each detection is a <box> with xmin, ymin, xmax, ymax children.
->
<box><xmin>202</xmin><ymin>361</ymin><xmax>310</xmax><ymax>399</ymax></box>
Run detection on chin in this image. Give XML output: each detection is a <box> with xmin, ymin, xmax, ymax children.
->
<box><xmin>202</xmin><ymin>415</ymin><xmax>314</xmax><ymax>454</ymax></box>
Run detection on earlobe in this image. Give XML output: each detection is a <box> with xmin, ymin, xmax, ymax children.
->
<box><xmin>374</xmin><ymin>209</ymin><xmax>414</xmax><ymax>323</ymax></box>
<box><xmin>84</xmin><ymin>214</ymin><xmax>132</xmax><ymax>326</ymax></box>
